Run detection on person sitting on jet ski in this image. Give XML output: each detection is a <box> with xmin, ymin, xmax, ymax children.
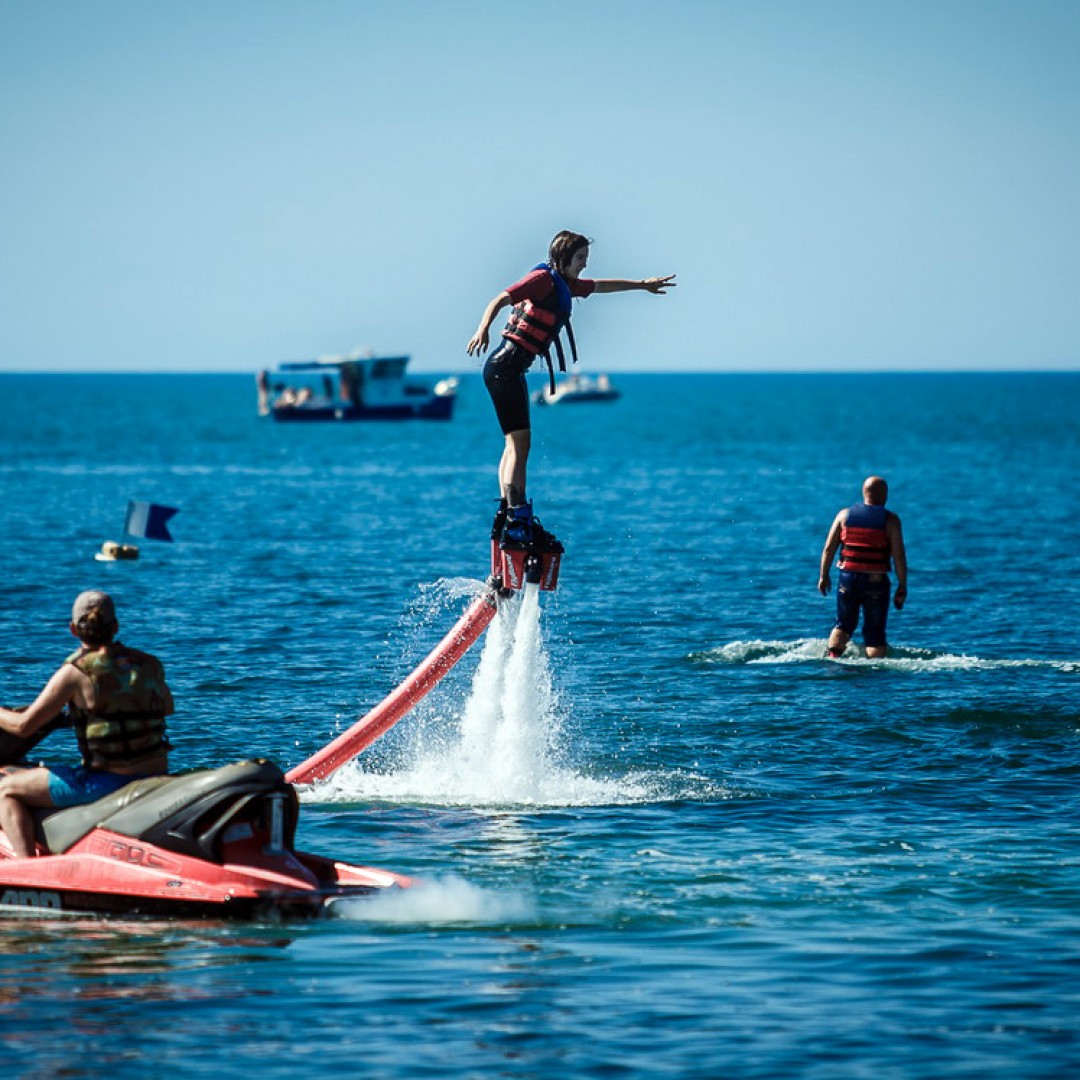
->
<box><xmin>466</xmin><ymin>230</ymin><xmax>676</xmax><ymax>548</ymax></box>
<box><xmin>0</xmin><ymin>590</ymin><xmax>173</xmax><ymax>858</ymax></box>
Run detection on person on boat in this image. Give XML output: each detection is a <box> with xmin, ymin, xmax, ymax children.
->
<box><xmin>818</xmin><ymin>476</ymin><xmax>909</xmax><ymax>659</ymax></box>
<box><xmin>0</xmin><ymin>591</ymin><xmax>173</xmax><ymax>858</ymax></box>
<box><xmin>466</xmin><ymin>230</ymin><xmax>675</xmax><ymax>547</ymax></box>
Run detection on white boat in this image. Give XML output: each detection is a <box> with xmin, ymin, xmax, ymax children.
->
<box><xmin>532</xmin><ymin>373</ymin><xmax>621</xmax><ymax>406</ymax></box>
<box><xmin>257</xmin><ymin>352</ymin><xmax>457</xmax><ymax>422</ymax></box>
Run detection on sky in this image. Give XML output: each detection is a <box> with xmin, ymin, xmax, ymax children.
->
<box><xmin>1</xmin><ymin>0</ymin><xmax>1078</xmax><ymax>373</ymax></box>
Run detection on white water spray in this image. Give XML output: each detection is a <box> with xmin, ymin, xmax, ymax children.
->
<box><xmin>331</xmin><ymin>875</ymin><xmax>535</xmax><ymax>925</ymax></box>
<box><xmin>312</xmin><ymin>583</ymin><xmax>672</xmax><ymax>807</ymax></box>
<box><xmin>688</xmin><ymin>638</ymin><xmax>1080</xmax><ymax>673</ymax></box>
<box><xmin>452</xmin><ymin>584</ymin><xmax>559</xmax><ymax>798</ymax></box>
<box><xmin>391</xmin><ymin>582</ymin><xmax>576</xmax><ymax>804</ymax></box>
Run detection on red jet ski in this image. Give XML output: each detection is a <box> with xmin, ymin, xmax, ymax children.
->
<box><xmin>0</xmin><ymin>572</ymin><xmax>521</xmax><ymax>917</ymax></box>
<box><xmin>0</xmin><ymin>759</ymin><xmax>412</xmax><ymax>918</ymax></box>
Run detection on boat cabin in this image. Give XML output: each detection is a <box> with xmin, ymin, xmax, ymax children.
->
<box><xmin>257</xmin><ymin>354</ymin><xmax>456</xmax><ymax>422</ymax></box>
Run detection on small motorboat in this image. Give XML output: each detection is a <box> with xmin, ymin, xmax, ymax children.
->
<box><xmin>532</xmin><ymin>373</ymin><xmax>621</xmax><ymax>406</ymax></box>
<box><xmin>0</xmin><ymin>759</ymin><xmax>412</xmax><ymax>919</ymax></box>
<box><xmin>257</xmin><ymin>352</ymin><xmax>456</xmax><ymax>422</ymax></box>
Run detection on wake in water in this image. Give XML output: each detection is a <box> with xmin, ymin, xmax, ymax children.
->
<box><xmin>688</xmin><ymin>638</ymin><xmax>1080</xmax><ymax>673</ymax></box>
<box><xmin>330</xmin><ymin>874</ymin><xmax>536</xmax><ymax>926</ymax></box>
<box><xmin>310</xmin><ymin>583</ymin><xmax>678</xmax><ymax>807</ymax></box>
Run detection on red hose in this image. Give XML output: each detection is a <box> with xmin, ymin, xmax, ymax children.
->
<box><xmin>285</xmin><ymin>591</ymin><xmax>499</xmax><ymax>784</ymax></box>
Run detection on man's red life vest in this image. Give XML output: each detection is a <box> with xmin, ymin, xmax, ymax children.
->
<box><xmin>839</xmin><ymin>503</ymin><xmax>891</xmax><ymax>574</ymax></box>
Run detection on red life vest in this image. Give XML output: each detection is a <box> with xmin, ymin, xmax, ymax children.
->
<box><xmin>504</xmin><ymin>298</ymin><xmax>559</xmax><ymax>356</ymax></box>
<box><xmin>839</xmin><ymin>503</ymin><xmax>891</xmax><ymax>574</ymax></box>
<box><xmin>502</xmin><ymin>264</ymin><xmax>578</xmax><ymax>394</ymax></box>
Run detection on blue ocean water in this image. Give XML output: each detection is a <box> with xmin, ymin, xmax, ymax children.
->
<box><xmin>0</xmin><ymin>371</ymin><xmax>1078</xmax><ymax>1078</ymax></box>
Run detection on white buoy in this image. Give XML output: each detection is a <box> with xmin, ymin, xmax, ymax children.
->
<box><xmin>94</xmin><ymin>540</ymin><xmax>140</xmax><ymax>562</ymax></box>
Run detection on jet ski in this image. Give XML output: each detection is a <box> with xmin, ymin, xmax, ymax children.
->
<box><xmin>0</xmin><ymin>758</ymin><xmax>412</xmax><ymax>918</ymax></box>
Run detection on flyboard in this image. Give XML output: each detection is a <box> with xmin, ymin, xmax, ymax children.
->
<box><xmin>284</xmin><ymin>505</ymin><xmax>562</xmax><ymax>785</ymax></box>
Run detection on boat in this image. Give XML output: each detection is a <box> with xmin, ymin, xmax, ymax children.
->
<box><xmin>532</xmin><ymin>372</ymin><xmax>620</xmax><ymax>407</ymax></box>
<box><xmin>257</xmin><ymin>351</ymin><xmax>457</xmax><ymax>422</ymax></box>
<box><xmin>0</xmin><ymin>759</ymin><xmax>412</xmax><ymax>918</ymax></box>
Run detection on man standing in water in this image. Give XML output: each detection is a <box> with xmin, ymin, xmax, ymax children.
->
<box><xmin>818</xmin><ymin>476</ymin><xmax>908</xmax><ymax>658</ymax></box>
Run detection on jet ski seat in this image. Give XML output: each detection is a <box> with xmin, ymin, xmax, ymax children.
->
<box><xmin>34</xmin><ymin>776</ymin><xmax>173</xmax><ymax>855</ymax></box>
<box><xmin>37</xmin><ymin>760</ymin><xmax>296</xmax><ymax>860</ymax></box>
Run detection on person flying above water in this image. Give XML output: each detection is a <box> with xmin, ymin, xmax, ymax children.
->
<box><xmin>0</xmin><ymin>591</ymin><xmax>173</xmax><ymax>858</ymax></box>
<box><xmin>818</xmin><ymin>476</ymin><xmax>909</xmax><ymax>659</ymax></box>
<box><xmin>467</xmin><ymin>230</ymin><xmax>675</xmax><ymax>549</ymax></box>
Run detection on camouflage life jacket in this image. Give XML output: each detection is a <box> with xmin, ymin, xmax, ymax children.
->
<box><xmin>65</xmin><ymin>642</ymin><xmax>170</xmax><ymax>768</ymax></box>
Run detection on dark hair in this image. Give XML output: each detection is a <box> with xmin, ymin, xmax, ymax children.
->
<box><xmin>548</xmin><ymin>231</ymin><xmax>591</xmax><ymax>276</ymax></box>
<box><xmin>76</xmin><ymin>607</ymin><xmax>118</xmax><ymax>647</ymax></box>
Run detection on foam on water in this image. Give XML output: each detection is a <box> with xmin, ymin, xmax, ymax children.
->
<box><xmin>307</xmin><ymin>585</ymin><xmax>679</xmax><ymax>807</ymax></box>
<box><xmin>331</xmin><ymin>875</ymin><xmax>535</xmax><ymax>926</ymax></box>
<box><xmin>690</xmin><ymin>638</ymin><xmax>1080</xmax><ymax>673</ymax></box>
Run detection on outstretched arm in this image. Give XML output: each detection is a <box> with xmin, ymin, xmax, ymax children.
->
<box><xmin>0</xmin><ymin>665</ymin><xmax>82</xmax><ymax>738</ymax></box>
<box><xmin>888</xmin><ymin>514</ymin><xmax>908</xmax><ymax>609</ymax></box>
<box><xmin>466</xmin><ymin>291</ymin><xmax>512</xmax><ymax>356</ymax></box>
<box><xmin>593</xmin><ymin>274</ymin><xmax>677</xmax><ymax>295</ymax></box>
<box><xmin>818</xmin><ymin>512</ymin><xmax>845</xmax><ymax>595</ymax></box>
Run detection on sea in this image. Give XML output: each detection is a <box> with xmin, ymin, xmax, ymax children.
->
<box><xmin>0</xmin><ymin>370</ymin><xmax>1078</xmax><ymax>1079</ymax></box>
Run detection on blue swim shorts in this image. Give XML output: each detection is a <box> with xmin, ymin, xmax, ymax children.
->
<box><xmin>835</xmin><ymin>570</ymin><xmax>891</xmax><ymax>648</ymax></box>
<box><xmin>47</xmin><ymin>766</ymin><xmax>143</xmax><ymax>809</ymax></box>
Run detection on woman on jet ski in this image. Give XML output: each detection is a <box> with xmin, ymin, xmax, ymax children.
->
<box><xmin>0</xmin><ymin>590</ymin><xmax>173</xmax><ymax>858</ymax></box>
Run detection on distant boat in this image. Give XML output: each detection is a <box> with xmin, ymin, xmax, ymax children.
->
<box><xmin>257</xmin><ymin>352</ymin><xmax>457</xmax><ymax>422</ymax></box>
<box><xmin>532</xmin><ymin>373</ymin><xmax>621</xmax><ymax>406</ymax></box>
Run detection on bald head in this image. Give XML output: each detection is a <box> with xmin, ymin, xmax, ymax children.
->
<box><xmin>862</xmin><ymin>476</ymin><xmax>888</xmax><ymax>506</ymax></box>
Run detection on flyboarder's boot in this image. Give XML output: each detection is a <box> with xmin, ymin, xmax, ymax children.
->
<box><xmin>501</xmin><ymin>501</ymin><xmax>535</xmax><ymax>550</ymax></box>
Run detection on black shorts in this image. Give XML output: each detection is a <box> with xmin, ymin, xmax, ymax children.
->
<box><xmin>834</xmin><ymin>570</ymin><xmax>891</xmax><ymax>647</ymax></box>
<box><xmin>483</xmin><ymin>340</ymin><xmax>536</xmax><ymax>434</ymax></box>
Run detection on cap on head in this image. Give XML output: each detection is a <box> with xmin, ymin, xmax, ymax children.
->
<box><xmin>863</xmin><ymin>476</ymin><xmax>888</xmax><ymax>505</ymax></box>
<box><xmin>72</xmin><ymin>590</ymin><xmax>114</xmax><ymax>623</ymax></box>
<box><xmin>71</xmin><ymin>590</ymin><xmax>118</xmax><ymax>645</ymax></box>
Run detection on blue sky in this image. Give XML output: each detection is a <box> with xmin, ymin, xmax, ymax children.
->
<box><xmin>1</xmin><ymin>0</ymin><xmax>1078</xmax><ymax>373</ymax></box>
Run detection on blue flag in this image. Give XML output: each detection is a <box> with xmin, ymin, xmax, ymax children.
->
<box><xmin>124</xmin><ymin>501</ymin><xmax>179</xmax><ymax>543</ymax></box>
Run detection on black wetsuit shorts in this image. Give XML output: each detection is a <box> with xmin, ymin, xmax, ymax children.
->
<box><xmin>483</xmin><ymin>340</ymin><xmax>536</xmax><ymax>434</ymax></box>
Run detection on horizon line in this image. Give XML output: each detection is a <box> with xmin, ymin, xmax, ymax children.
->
<box><xmin>1</xmin><ymin>367</ymin><xmax>1078</xmax><ymax>377</ymax></box>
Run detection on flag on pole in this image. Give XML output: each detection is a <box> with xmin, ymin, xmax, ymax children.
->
<box><xmin>124</xmin><ymin>501</ymin><xmax>179</xmax><ymax>543</ymax></box>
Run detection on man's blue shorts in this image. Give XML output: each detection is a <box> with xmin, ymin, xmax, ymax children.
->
<box><xmin>47</xmin><ymin>766</ymin><xmax>143</xmax><ymax>809</ymax></box>
<box><xmin>835</xmin><ymin>570</ymin><xmax>891</xmax><ymax>648</ymax></box>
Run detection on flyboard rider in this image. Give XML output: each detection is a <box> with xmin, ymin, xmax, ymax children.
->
<box><xmin>467</xmin><ymin>231</ymin><xmax>675</xmax><ymax>550</ymax></box>
<box><xmin>818</xmin><ymin>476</ymin><xmax>909</xmax><ymax>659</ymax></box>
<box><xmin>0</xmin><ymin>591</ymin><xmax>173</xmax><ymax>858</ymax></box>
